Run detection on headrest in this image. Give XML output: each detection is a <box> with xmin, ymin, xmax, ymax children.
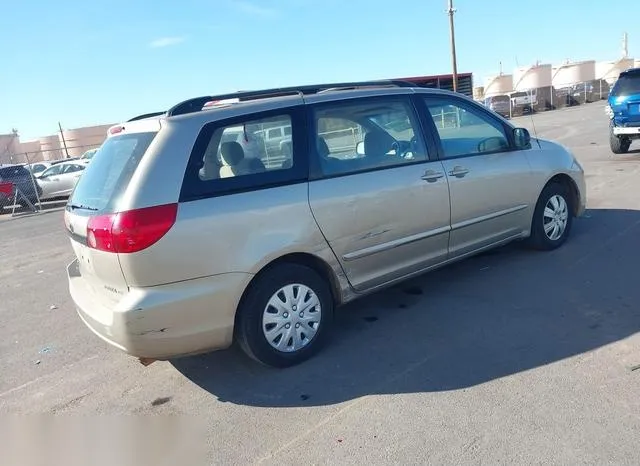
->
<box><xmin>316</xmin><ymin>137</ymin><xmax>330</xmax><ymax>158</ymax></box>
<box><xmin>220</xmin><ymin>141</ymin><xmax>245</xmax><ymax>166</ymax></box>
<box><xmin>364</xmin><ymin>131</ymin><xmax>394</xmax><ymax>157</ymax></box>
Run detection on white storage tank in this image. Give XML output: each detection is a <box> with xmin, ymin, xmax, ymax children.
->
<box><xmin>483</xmin><ymin>74</ymin><xmax>513</xmax><ymax>97</ymax></box>
<box><xmin>514</xmin><ymin>63</ymin><xmax>552</xmax><ymax>91</ymax></box>
<box><xmin>634</xmin><ymin>59</ymin><xmax>640</xmax><ymax>69</ymax></box>
<box><xmin>552</xmin><ymin>60</ymin><xmax>596</xmax><ymax>88</ymax></box>
<box><xmin>15</xmin><ymin>140</ymin><xmax>43</xmax><ymax>163</ymax></box>
<box><xmin>596</xmin><ymin>58</ymin><xmax>635</xmax><ymax>84</ymax></box>
<box><xmin>39</xmin><ymin>135</ymin><xmax>63</xmax><ymax>161</ymax></box>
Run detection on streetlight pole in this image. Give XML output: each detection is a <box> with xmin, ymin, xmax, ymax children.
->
<box><xmin>447</xmin><ymin>0</ymin><xmax>459</xmax><ymax>92</ymax></box>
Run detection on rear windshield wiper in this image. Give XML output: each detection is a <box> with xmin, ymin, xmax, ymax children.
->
<box><xmin>68</xmin><ymin>203</ymin><xmax>98</xmax><ymax>211</ymax></box>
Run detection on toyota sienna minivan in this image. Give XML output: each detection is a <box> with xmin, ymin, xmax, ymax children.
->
<box><xmin>65</xmin><ymin>80</ymin><xmax>586</xmax><ymax>368</ymax></box>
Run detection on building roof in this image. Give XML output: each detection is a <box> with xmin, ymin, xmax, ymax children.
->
<box><xmin>396</xmin><ymin>72</ymin><xmax>473</xmax><ymax>82</ymax></box>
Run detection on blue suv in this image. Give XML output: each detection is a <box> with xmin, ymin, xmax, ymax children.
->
<box><xmin>608</xmin><ymin>68</ymin><xmax>640</xmax><ymax>154</ymax></box>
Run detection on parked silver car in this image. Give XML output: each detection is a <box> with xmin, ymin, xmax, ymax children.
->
<box><xmin>37</xmin><ymin>160</ymin><xmax>88</xmax><ymax>200</ymax></box>
<box><xmin>65</xmin><ymin>81</ymin><xmax>586</xmax><ymax>368</ymax></box>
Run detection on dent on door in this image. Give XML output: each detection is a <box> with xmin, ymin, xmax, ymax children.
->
<box><xmin>309</xmin><ymin>164</ymin><xmax>451</xmax><ymax>291</ymax></box>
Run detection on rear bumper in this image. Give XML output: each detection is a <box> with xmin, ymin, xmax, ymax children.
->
<box><xmin>612</xmin><ymin>126</ymin><xmax>640</xmax><ymax>135</ymax></box>
<box><xmin>67</xmin><ymin>259</ymin><xmax>252</xmax><ymax>359</ymax></box>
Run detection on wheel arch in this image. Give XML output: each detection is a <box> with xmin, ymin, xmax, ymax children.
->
<box><xmin>540</xmin><ymin>173</ymin><xmax>581</xmax><ymax>217</ymax></box>
<box><xmin>233</xmin><ymin>252</ymin><xmax>344</xmax><ymax>336</ymax></box>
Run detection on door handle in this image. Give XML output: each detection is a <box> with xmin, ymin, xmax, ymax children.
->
<box><xmin>421</xmin><ymin>170</ymin><xmax>444</xmax><ymax>182</ymax></box>
<box><xmin>448</xmin><ymin>166</ymin><xmax>469</xmax><ymax>178</ymax></box>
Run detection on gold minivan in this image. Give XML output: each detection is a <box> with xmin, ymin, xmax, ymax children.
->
<box><xmin>65</xmin><ymin>81</ymin><xmax>586</xmax><ymax>367</ymax></box>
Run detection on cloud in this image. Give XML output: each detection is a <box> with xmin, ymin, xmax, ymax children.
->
<box><xmin>149</xmin><ymin>36</ymin><xmax>186</xmax><ymax>48</ymax></box>
<box><xmin>233</xmin><ymin>1</ymin><xmax>278</xmax><ymax>18</ymax></box>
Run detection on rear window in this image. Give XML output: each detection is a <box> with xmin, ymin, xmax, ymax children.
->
<box><xmin>0</xmin><ymin>165</ymin><xmax>30</xmax><ymax>179</ymax></box>
<box><xmin>611</xmin><ymin>74</ymin><xmax>640</xmax><ymax>97</ymax></box>
<box><xmin>69</xmin><ymin>132</ymin><xmax>156</xmax><ymax>212</ymax></box>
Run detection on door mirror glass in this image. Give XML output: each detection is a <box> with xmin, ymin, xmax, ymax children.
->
<box><xmin>513</xmin><ymin>127</ymin><xmax>531</xmax><ymax>149</ymax></box>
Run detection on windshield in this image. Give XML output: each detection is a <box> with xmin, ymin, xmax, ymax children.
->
<box><xmin>69</xmin><ymin>132</ymin><xmax>156</xmax><ymax>212</ymax></box>
<box><xmin>368</xmin><ymin>110</ymin><xmax>414</xmax><ymax>140</ymax></box>
<box><xmin>611</xmin><ymin>74</ymin><xmax>640</xmax><ymax>97</ymax></box>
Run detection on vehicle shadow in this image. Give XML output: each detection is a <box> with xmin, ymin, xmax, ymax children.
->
<box><xmin>172</xmin><ymin>208</ymin><xmax>640</xmax><ymax>407</ymax></box>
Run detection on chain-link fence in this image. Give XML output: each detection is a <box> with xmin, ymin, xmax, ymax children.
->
<box><xmin>481</xmin><ymin>79</ymin><xmax>612</xmax><ymax>119</ymax></box>
<box><xmin>2</xmin><ymin>142</ymin><xmax>102</xmax><ymax>166</ymax></box>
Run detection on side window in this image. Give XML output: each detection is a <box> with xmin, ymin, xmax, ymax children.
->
<box><xmin>63</xmin><ymin>164</ymin><xmax>83</xmax><ymax>174</ymax></box>
<box><xmin>312</xmin><ymin>98</ymin><xmax>428</xmax><ymax>177</ymax></box>
<box><xmin>198</xmin><ymin>114</ymin><xmax>293</xmax><ymax>182</ymax></box>
<box><xmin>42</xmin><ymin>165</ymin><xmax>63</xmax><ymax>177</ymax></box>
<box><xmin>424</xmin><ymin>98</ymin><xmax>510</xmax><ymax>158</ymax></box>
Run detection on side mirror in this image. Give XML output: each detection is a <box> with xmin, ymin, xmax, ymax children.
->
<box><xmin>356</xmin><ymin>141</ymin><xmax>365</xmax><ymax>155</ymax></box>
<box><xmin>513</xmin><ymin>127</ymin><xmax>531</xmax><ymax>149</ymax></box>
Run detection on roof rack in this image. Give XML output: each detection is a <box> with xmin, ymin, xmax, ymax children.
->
<box><xmin>127</xmin><ymin>111</ymin><xmax>166</xmax><ymax>122</ymax></box>
<box><xmin>166</xmin><ymin>80</ymin><xmax>417</xmax><ymax>117</ymax></box>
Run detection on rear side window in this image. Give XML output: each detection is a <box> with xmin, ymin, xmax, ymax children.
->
<box><xmin>611</xmin><ymin>74</ymin><xmax>640</xmax><ymax>97</ymax></box>
<box><xmin>181</xmin><ymin>107</ymin><xmax>306</xmax><ymax>201</ymax></box>
<box><xmin>199</xmin><ymin>114</ymin><xmax>293</xmax><ymax>182</ymax></box>
<box><xmin>69</xmin><ymin>132</ymin><xmax>156</xmax><ymax>212</ymax></box>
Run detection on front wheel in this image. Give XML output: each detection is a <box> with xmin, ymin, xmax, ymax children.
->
<box><xmin>236</xmin><ymin>263</ymin><xmax>334</xmax><ymax>368</ymax></box>
<box><xmin>526</xmin><ymin>182</ymin><xmax>574</xmax><ymax>251</ymax></box>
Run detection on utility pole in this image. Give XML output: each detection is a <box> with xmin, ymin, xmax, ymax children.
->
<box><xmin>447</xmin><ymin>0</ymin><xmax>459</xmax><ymax>92</ymax></box>
<box><xmin>58</xmin><ymin>122</ymin><xmax>70</xmax><ymax>159</ymax></box>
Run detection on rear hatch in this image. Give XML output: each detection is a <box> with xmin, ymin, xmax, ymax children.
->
<box><xmin>64</xmin><ymin>127</ymin><xmax>160</xmax><ymax>302</ymax></box>
<box><xmin>487</xmin><ymin>95</ymin><xmax>510</xmax><ymax>113</ymax></box>
<box><xmin>610</xmin><ymin>70</ymin><xmax>640</xmax><ymax>125</ymax></box>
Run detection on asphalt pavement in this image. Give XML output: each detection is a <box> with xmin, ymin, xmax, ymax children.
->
<box><xmin>1</xmin><ymin>101</ymin><xmax>639</xmax><ymax>465</ymax></box>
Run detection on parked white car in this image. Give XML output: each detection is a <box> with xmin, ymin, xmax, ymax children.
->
<box><xmin>36</xmin><ymin>161</ymin><xmax>88</xmax><ymax>200</ymax></box>
<box><xmin>80</xmin><ymin>148</ymin><xmax>99</xmax><ymax>162</ymax></box>
<box><xmin>26</xmin><ymin>162</ymin><xmax>52</xmax><ymax>177</ymax></box>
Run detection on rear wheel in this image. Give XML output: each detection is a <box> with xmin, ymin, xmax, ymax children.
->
<box><xmin>526</xmin><ymin>182</ymin><xmax>574</xmax><ymax>251</ymax></box>
<box><xmin>610</xmin><ymin>123</ymin><xmax>631</xmax><ymax>154</ymax></box>
<box><xmin>236</xmin><ymin>263</ymin><xmax>333</xmax><ymax>368</ymax></box>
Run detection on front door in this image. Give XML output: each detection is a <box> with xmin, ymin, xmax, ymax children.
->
<box><xmin>38</xmin><ymin>164</ymin><xmax>65</xmax><ymax>199</ymax></box>
<box><xmin>307</xmin><ymin>95</ymin><xmax>451</xmax><ymax>292</ymax></box>
<box><xmin>420</xmin><ymin>95</ymin><xmax>534</xmax><ymax>258</ymax></box>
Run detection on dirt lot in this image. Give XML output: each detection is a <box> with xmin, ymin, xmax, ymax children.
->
<box><xmin>1</xmin><ymin>101</ymin><xmax>639</xmax><ymax>464</ymax></box>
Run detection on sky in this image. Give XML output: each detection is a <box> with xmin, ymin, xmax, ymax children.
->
<box><xmin>1</xmin><ymin>0</ymin><xmax>639</xmax><ymax>140</ymax></box>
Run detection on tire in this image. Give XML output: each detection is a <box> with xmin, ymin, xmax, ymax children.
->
<box><xmin>236</xmin><ymin>263</ymin><xmax>334</xmax><ymax>368</ymax></box>
<box><xmin>526</xmin><ymin>182</ymin><xmax>574</xmax><ymax>251</ymax></box>
<box><xmin>610</xmin><ymin>123</ymin><xmax>631</xmax><ymax>154</ymax></box>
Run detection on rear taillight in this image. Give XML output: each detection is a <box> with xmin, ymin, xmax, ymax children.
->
<box><xmin>86</xmin><ymin>204</ymin><xmax>178</xmax><ymax>254</ymax></box>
